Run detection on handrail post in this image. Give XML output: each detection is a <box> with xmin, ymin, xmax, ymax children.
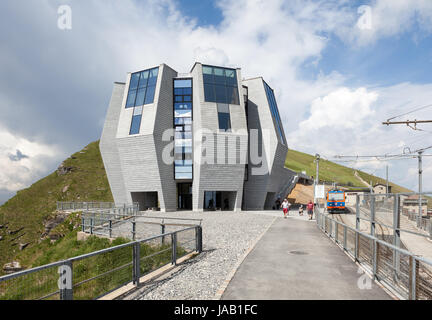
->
<box><xmin>343</xmin><ymin>225</ymin><xmax>347</xmax><ymax>251</ymax></box>
<box><xmin>335</xmin><ymin>222</ymin><xmax>338</xmax><ymax>243</ymax></box>
<box><xmin>132</xmin><ymin>220</ymin><xmax>136</xmax><ymax>241</ymax></box>
<box><xmin>90</xmin><ymin>217</ymin><xmax>94</xmax><ymax>235</ymax></box>
<box><xmin>355</xmin><ymin>194</ymin><xmax>360</xmax><ymax>262</ymax></box>
<box><xmin>429</xmin><ymin>218</ymin><xmax>432</xmax><ymax>241</ymax></box>
<box><xmin>109</xmin><ymin>219</ymin><xmax>112</xmax><ymax>238</ymax></box>
<box><xmin>409</xmin><ymin>256</ymin><xmax>418</xmax><ymax>300</ymax></box>
<box><xmin>81</xmin><ymin>217</ymin><xmax>85</xmax><ymax>233</ymax></box>
<box><xmin>372</xmin><ymin>239</ymin><xmax>378</xmax><ymax>279</ymax></box>
<box><xmin>370</xmin><ymin>196</ymin><xmax>376</xmax><ymax>237</ymax></box>
<box><xmin>196</xmin><ymin>226</ymin><xmax>203</xmax><ymax>253</ymax></box>
<box><xmin>356</xmin><ymin>194</ymin><xmax>360</xmax><ymax>230</ymax></box>
<box><xmin>355</xmin><ymin>231</ymin><xmax>359</xmax><ymax>262</ymax></box>
<box><xmin>161</xmin><ymin>223</ymin><xmax>165</xmax><ymax>245</ymax></box>
<box><xmin>393</xmin><ymin>194</ymin><xmax>401</xmax><ymax>280</ymax></box>
<box><xmin>172</xmin><ymin>233</ymin><xmax>177</xmax><ymax>266</ymax></box>
<box><xmin>133</xmin><ymin>242</ymin><xmax>140</xmax><ymax>286</ymax></box>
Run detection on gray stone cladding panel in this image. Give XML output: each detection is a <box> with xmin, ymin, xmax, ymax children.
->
<box><xmin>100</xmin><ymin>82</ymin><xmax>130</xmax><ymax>205</ymax></box>
<box><xmin>153</xmin><ymin>64</ymin><xmax>178</xmax><ymax>211</ymax></box>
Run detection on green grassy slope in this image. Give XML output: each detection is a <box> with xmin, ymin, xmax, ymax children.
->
<box><xmin>0</xmin><ymin>141</ymin><xmax>113</xmax><ymax>274</ymax></box>
<box><xmin>285</xmin><ymin>149</ymin><xmax>413</xmax><ymax>193</ymax></box>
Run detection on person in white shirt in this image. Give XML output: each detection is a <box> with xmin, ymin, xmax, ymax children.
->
<box><xmin>281</xmin><ymin>199</ymin><xmax>291</xmax><ymax>219</ymax></box>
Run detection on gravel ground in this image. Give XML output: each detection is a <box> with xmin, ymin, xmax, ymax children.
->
<box><xmin>120</xmin><ymin>211</ymin><xmax>276</xmax><ymax>300</ymax></box>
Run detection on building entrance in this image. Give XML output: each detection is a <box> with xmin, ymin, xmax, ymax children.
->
<box><xmin>177</xmin><ymin>183</ymin><xmax>192</xmax><ymax>210</ymax></box>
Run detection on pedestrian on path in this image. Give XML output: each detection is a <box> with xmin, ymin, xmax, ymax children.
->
<box><xmin>299</xmin><ymin>204</ymin><xmax>304</xmax><ymax>216</ymax></box>
<box><xmin>281</xmin><ymin>199</ymin><xmax>291</xmax><ymax>218</ymax></box>
<box><xmin>307</xmin><ymin>200</ymin><xmax>314</xmax><ymax>220</ymax></box>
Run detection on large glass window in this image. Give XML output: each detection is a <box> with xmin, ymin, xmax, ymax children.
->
<box><xmin>217</xmin><ymin>103</ymin><xmax>231</xmax><ymax>132</ymax></box>
<box><xmin>263</xmin><ymin>81</ymin><xmax>287</xmax><ymax>145</ymax></box>
<box><xmin>126</xmin><ymin>67</ymin><xmax>159</xmax><ymax>109</ymax></box>
<box><xmin>127</xmin><ymin>67</ymin><xmax>159</xmax><ymax>135</ymax></box>
<box><xmin>202</xmin><ymin>65</ymin><xmax>239</xmax><ymax>105</ymax></box>
<box><xmin>174</xmin><ymin>78</ymin><xmax>193</xmax><ymax>180</ymax></box>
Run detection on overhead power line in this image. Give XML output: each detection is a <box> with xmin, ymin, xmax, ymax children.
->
<box><xmin>385</xmin><ymin>103</ymin><xmax>432</xmax><ymax>121</ymax></box>
<box><xmin>333</xmin><ymin>145</ymin><xmax>432</xmax><ymax>160</ymax></box>
<box><xmin>382</xmin><ymin>119</ymin><xmax>432</xmax><ymax>126</ymax></box>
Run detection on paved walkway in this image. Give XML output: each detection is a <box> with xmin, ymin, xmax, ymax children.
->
<box><xmin>222</xmin><ymin>215</ymin><xmax>391</xmax><ymax>300</ymax></box>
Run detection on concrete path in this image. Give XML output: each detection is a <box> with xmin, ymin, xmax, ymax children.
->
<box><xmin>222</xmin><ymin>216</ymin><xmax>391</xmax><ymax>300</ymax></box>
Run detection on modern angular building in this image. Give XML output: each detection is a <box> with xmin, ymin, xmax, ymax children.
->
<box><xmin>100</xmin><ymin>62</ymin><xmax>295</xmax><ymax>212</ymax></box>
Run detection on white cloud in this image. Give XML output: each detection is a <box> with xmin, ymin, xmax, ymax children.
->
<box><xmin>1</xmin><ymin>0</ymin><xmax>432</xmax><ymax>200</ymax></box>
<box><xmin>340</xmin><ymin>0</ymin><xmax>432</xmax><ymax>45</ymax></box>
<box><xmin>0</xmin><ymin>124</ymin><xmax>61</xmax><ymax>192</ymax></box>
<box><xmin>289</xmin><ymin>82</ymin><xmax>432</xmax><ymax>192</ymax></box>
<box><xmin>299</xmin><ymin>87</ymin><xmax>378</xmax><ymax>130</ymax></box>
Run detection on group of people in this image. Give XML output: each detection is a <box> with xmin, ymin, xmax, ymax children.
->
<box><xmin>278</xmin><ymin>198</ymin><xmax>314</xmax><ymax>220</ymax></box>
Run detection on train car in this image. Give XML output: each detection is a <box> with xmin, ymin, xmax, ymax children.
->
<box><xmin>326</xmin><ymin>189</ymin><xmax>346</xmax><ymax>213</ymax></box>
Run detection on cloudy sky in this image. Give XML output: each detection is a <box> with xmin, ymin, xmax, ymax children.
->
<box><xmin>0</xmin><ymin>0</ymin><xmax>431</xmax><ymax>204</ymax></box>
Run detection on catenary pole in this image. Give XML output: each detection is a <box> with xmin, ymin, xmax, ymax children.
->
<box><xmin>314</xmin><ymin>154</ymin><xmax>320</xmax><ymax>207</ymax></box>
<box><xmin>418</xmin><ymin>150</ymin><xmax>423</xmax><ymax>227</ymax></box>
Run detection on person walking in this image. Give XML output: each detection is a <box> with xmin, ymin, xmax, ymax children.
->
<box><xmin>299</xmin><ymin>204</ymin><xmax>304</xmax><ymax>216</ymax></box>
<box><xmin>307</xmin><ymin>200</ymin><xmax>314</xmax><ymax>220</ymax></box>
<box><xmin>281</xmin><ymin>199</ymin><xmax>291</xmax><ymax>218</ymax></box>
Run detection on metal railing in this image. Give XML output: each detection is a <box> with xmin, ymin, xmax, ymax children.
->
<box><xmin>353</xmin><ymin>192</ymin><xmax>432</xmax><ymax>241</ymax></box>
<box><xmin>57</xmin><ymin>201</ymin><xmax>115</xmax><ymax>211</ymax></box>
<box><xmin>57</xmin><ymin>201</ymin><xmax>140</xmax><ymax>213</ymax></box>
<box><xmin>402</xmin><ymin>208</ymin><xmax>431</xmax><ymax>234</ymax></box>
<box><xmin>316</xmin><ymin>209</ymin><xmax>432</xmax><ymax>300</ymax></box>
<box><xmin>81</xmin><ymin>210</ymin><xmax>203</xmax><ymax>240</ymax></box>
<box><xmin>0</xmin><ymin>225</ymin><xmax>202</xmax><ymax>300</ymax></box>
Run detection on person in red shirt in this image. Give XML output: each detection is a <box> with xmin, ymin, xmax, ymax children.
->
<box><xmin>281</xmin><ymin>199</ymin><xmax>291</xmax><ymax>218</ymax></box>
<box><xmin>307</xmin><ymin>200</ymin><xmax>314</xmax><ymax>220</ymax></box>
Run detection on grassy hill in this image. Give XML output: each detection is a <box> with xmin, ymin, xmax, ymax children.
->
<box><xmin>0</xmin><ymin>141</ymin><xmax>115</xmax><ymax>275</ymax></box>
<box><xmin>0</xmin><ymin>141</ymin><xmax>419</xmax><ymax>275</ymax></box>
<box><xmin>285</xmin><ymin>149</ymin><xmax>413</xmax><ymax>193</ymax></box>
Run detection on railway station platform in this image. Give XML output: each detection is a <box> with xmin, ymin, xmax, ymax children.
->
<box><xmin>221</xmin><ymin>214</ymin><xmax>392</xmax><ymax>300</ymax></box>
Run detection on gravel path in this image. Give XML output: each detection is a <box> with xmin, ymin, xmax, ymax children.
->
<box><xmin>122</xmin><ymin>211</ymin><xmax>277</xmax><ymax>300</ymax></box>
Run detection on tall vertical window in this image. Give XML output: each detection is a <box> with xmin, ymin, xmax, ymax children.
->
<box><xmin>217</xmin><ymin>103</ymin><xmax>231</xmax><ymax>132</ymax></box>
<box><xmin>127</xmin><ymin>67</ymin><xmax>159</xmax><ymax>135</ymax></box>
<box><xmin>126</xmin><ymin>67</ymin><xmax>159</xmax><ymax>108</ymax></box>
<box><xmin>174</xmin><ymin>79</ymin><xmax>193</xmax><ymax>180</ymax></box>
<box><xmin>263</xmin><ymin>81</ymin><xmax>287</xmax><ymax>145</ymax></box>
<box><xmin>129</xmin><ymin>106</ymin><xmax>143</xmax><ymax>135</ymax></box>
<box><xmin>202</xmin><ymin>65</ymin><xmax>239</xmax><ymax>105</ymax></box>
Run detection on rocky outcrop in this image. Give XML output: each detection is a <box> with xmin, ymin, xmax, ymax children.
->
<box><xmin>19</xmin><ymin>242</ymin><xmax>30</xmax><ymax>251</ymax></box>
<box><xmin>8</xmin><ymin>227</ymin><xmax>24</xmax><ymax>235</ymax></box>
<box><xmin>3</xmin><ymin>261</ymin><xmax>22</xmax><ymax>273</ymax></box>
<box><xmin>41</xmin><ymin>212</ymin><xmax>69</xmax><ymax>239</ymax></box>
<box><xmin>57</xmin><ymin>163</ymin><xmax>75</xmax><ymax>175</ymax></box>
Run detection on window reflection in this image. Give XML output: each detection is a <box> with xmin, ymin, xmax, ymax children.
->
<box><xmin>174</xmin><ymin>78</ymin><xmax>193</xmax><ymax>180</ymax></box>
<box><xmin>202</xmin><ymin>65</ymin><xmax>239</xmax><ymax>105</ymax></box>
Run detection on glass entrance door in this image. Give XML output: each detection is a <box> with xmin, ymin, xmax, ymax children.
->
<box><xmin>177</xmin><ymin>183</ymin><xmax>192</xmax><ymax>210</ymax></box>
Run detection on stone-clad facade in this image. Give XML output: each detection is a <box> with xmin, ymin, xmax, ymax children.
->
<box><xmin>100</xmin><ymin>62</ymin><xmax>295</xmax><ymax>212</ymax></box>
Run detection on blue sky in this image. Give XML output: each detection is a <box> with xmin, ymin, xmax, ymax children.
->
<box><xmin>175</xmin><ymin>0</ymin><xmax>224</xmax><ymax>27</ymax></box>
<box><xmin>0</xmin><ymin>0</ymin><xmax>431</xmax><ymax>204</ymax></box>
